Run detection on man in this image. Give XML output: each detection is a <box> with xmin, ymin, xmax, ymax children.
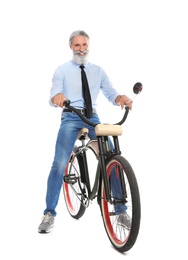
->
<box><xmin>38</xmin><ymin>30</ymin><xmax>133</xmax><ymax>233</ymax></box>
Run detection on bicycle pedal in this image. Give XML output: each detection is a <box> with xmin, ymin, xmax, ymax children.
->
<box><xmin>64</xmin><ymin>174</ymin><xmax>77</xmax><ymax>184</ymax></box>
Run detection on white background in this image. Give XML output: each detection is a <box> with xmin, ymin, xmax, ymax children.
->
<box><xmin>0</xmin><ymin>0</ymin><xmax>188</xmax><ymax>259</ymax></box>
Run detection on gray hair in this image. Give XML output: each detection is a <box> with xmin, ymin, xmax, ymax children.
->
<box><xmin>69</xmin><ymin>30</ymin><xmax>90</xmax><ymax>45</ymax></box>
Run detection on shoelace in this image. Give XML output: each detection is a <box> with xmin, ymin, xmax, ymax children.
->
<box><xmin>42</xmin><ymin>214</ymin><xmax>52</xmax><ymax>223</ymax></box>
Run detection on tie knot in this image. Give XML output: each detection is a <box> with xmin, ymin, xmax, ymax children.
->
<box><xmin>80</xmin><ymin>65</ymin><xmax>85</xmax><ymax>70</ymax></box>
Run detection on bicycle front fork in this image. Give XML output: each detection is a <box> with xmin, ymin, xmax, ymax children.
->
<box><xmin>97</xmin><ymin>136</ymin><xmax>113</xmax><ymax>202</ymax></box>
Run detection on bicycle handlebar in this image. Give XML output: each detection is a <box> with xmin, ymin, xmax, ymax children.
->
<box><xmin>63</xmin><ymin>82</ymin><xmax>142</xmax><ymax>127</ymax></box>
<box><xmin>63</xmin><ymin>100</ymin><xmax>130</xmax><ymax>127</ymax></box>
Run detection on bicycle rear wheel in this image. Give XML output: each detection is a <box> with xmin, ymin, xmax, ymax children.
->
<box><xmin>100</xmin><ymin>155</ymin><xmax>141</xmax><ymax>252</ymax></box>
<box><xmin>63</xmin><ymin>147</ymin><xmax>86</xmax><ymax>219</ymax></box>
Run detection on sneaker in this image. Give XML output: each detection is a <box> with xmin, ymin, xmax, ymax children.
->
<box><xmin>117</xmin><ymin>212</ymin><xmax>132</xmax><ymax>230</ymax></box>
<box><xmin>38</xmin><ymin>212</ymin><xmax>55</xmax><ymax>233</ymax></box>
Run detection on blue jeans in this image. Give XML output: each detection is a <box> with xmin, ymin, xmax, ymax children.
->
<box><xmin>44</xmin><ymin>112</ymin><xmax>127</xmax><ymax>216</ymax></box>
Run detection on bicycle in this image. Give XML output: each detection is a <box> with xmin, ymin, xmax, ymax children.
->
<box><xmin>62</xmin><ymin>82</ymin><xmax>142</xmax><ymax>252</ymax></box>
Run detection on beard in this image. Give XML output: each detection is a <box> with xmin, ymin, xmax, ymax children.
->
<box><xmin>72</xmin><ymin>50</ymin><xmax>89</xmax><ymax>64</ymax></box>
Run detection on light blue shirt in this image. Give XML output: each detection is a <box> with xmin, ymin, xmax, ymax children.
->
<box><xmin>49</xmin><ymin>60</ymin><xmax>119</xmax><ymax>109</ymax></box>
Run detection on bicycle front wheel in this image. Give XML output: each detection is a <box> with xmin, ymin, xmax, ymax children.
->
<box><xmin>100</xmin><ymin>155</ymin><xmax>141</xmax><ymax>252</ymax></box>
<box><xmin>63</xmin><ymin>147</ymin><xmax>86</xmax><ymax>219</ymax></box>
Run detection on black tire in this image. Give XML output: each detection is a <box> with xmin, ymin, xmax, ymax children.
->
<box><xmin>100</xmin><ymin>155</ymin><xmax>141</xmax><ymax>252</ymax></box>
<box><xmin>63</xmin><ymin>146</ymin><xmax>86</xmax><ymax>219</ymax></box>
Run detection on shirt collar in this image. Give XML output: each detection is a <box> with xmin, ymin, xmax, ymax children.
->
<box><xmin>71</xmin><ymin>60</ymin><xmax>89</xmax><ymax>68</ymax></box>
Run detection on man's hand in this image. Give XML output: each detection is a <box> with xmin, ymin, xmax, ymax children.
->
<box><xmin>51</xmin><ymin>93</ymin><xmax>66</xmax><ymax>108</ymax></box>
<box><xmin>115</xmin><ymin>95</ymin><xmax>133</xmax><ymax>110</ymax></box>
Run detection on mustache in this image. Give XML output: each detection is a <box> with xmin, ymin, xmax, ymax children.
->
<box><xmin>73</xmin><ymin>50</ymin><xmax>89</xmax><ymax>55</ymax></box>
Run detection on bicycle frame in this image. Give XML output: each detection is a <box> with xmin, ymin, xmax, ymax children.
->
<box><xmin>69</xmin><ymin>127</ymin><xmax>124</xmax><ymax>206</ymax></box>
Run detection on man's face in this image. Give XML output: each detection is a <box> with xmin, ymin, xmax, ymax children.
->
<box><xmin>70</xmin><ymin>35</ymin><xmax>89</xmax><ymax>64</ymax></box>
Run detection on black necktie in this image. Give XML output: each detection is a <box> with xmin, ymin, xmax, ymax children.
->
<box><xmin>80</xmin><ymin>65</ymin><xmax>92</xmax><ymax>118</ymax></box>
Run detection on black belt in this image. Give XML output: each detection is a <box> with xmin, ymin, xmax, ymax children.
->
<box><xmin>63</xmin><ymin>108</ymin><xmax>97</xmax><ymax>114</ymax></box>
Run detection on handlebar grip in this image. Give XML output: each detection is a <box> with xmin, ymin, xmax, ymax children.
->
<box><xmin>64</xmin><ymin>99</ymin><xmax>70</xmax><ymax>107</ymax></box>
